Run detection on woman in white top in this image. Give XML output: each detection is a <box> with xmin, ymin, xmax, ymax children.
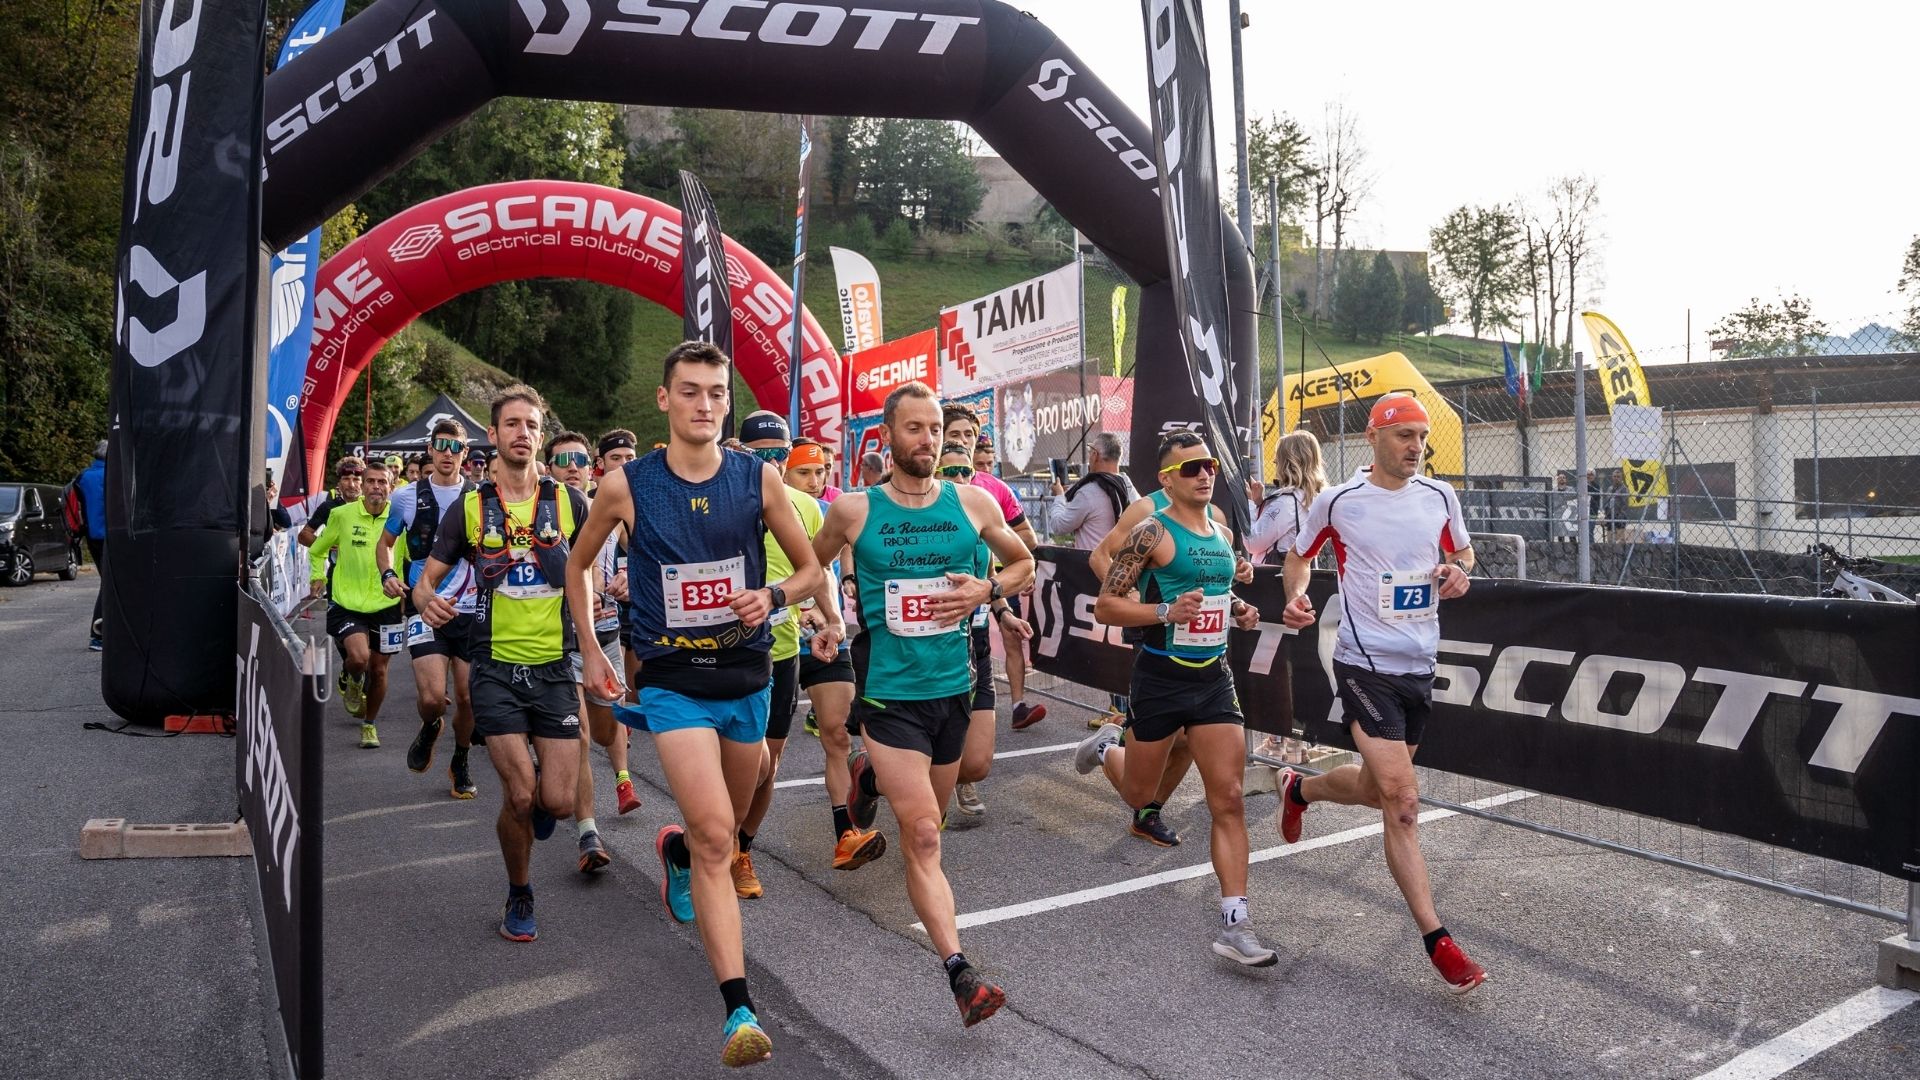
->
<box><xmin>1246</xmin><ymin>431</ymin><xmax>1327</xmax><ymax>566</ymax></box>
<box><xmin>1246</xmin><ymin>431</ymin><xmax>1326</xmax><ymax>764</ymax></box>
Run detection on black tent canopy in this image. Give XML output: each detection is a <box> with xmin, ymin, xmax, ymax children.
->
<box><xmin>355</xmin><ymin>393</ymin><xmax>492</xmax><ymax>456</ymax></box>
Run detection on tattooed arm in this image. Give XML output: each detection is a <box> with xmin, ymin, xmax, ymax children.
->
<box><xmin>1093</xmin><ymin>517</ymin><xmax>1195</xmax><ymax>627</ymax></box>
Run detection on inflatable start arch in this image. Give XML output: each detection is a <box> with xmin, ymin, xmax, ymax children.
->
<box><xmin>299</xmin><ymin>181</ymin><xmax>842</xmax><ymax>489</ymax></box>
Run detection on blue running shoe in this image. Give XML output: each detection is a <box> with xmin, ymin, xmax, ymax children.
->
<box><xmin>498</xmin><ymin>891</ymin><xmax>536</xmax><ymax>943</ymax></box>
<box><xmin>531</xmin><ymin>800</ymin><xmax>556</xmax><ymax>841</ymax></box>
<box><xmin>656</xmin><ymin>824</ymin><xmax>695</xmax><ymax>923</ymax></box>
<box><xmin>720</xmin><ymin>1005</ymin><xmax>772</xmax><ymax>1067</ymax></box>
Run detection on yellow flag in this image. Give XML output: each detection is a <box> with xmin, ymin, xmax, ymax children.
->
<box><xmin>1580</xmin><ymin>311</ymin><xmax>1670</xmax><ymax>507</ymax></box>
<box><xmin>1260</xmin><ymin>352</ymin><xmax>1465</xmax><ymax>478</ymax></box>
<box><xmin>1110</xmin><ymin>286</ymin><xmax>1128</xmax><ymax>377</ymax></box>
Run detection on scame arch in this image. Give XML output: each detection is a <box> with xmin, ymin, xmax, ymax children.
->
<box><xmin>298</xmin><ymin>180</ymin><xmax>842</xmax><ymax>487</ymax></box>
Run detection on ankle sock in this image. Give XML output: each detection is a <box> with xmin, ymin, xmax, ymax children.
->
<box><xmin>508</xmin><ymin>882</ymin><xmax>532</xmax><ymax>898</ymax></box>
<box><xmin>615</xmin><ymin>769</ymin><xmax>631</xmax><ymax>783</ymax></box>
<box><xmin>665</xmin><ymin>829</ymin><xmax>692</xmax><ymax>869</ymax></box>
<box><xmin>738</xmin><ymin>829</ymin><xmax>753</xmax><ymax>853</ymax></box>
<box><xmin>832</xmin><ymin>804</ymin><xmax>853</xmax><ymax>837</ymax></box>
<box><xmin>1423</xmin><ymin>925</ymin><xmax>1450</xmax><ymax>957</ymax></box>
<box><xmin>1220</xmin><ymin>896</ymin><xmax>1248</xmax><ymax>927</ymax></box>
<box><xmin>943</xmin><ymin>952</ymin><xmax>971</xmax><ymax>992</ymax></box>
<box><xmin>1288</xmin><ymin>775</ymin><xmax>1310</xmax><ymax>806</ymax></box>
<box><xmin>720</xmin><ymin>977</ymin><xmax>754</xmax><ymax>1016</ymax></box>
<box><xmin>577</xmin><ymin>817</ymin><xmax>597</xmax><ymax>839</ymax></box>
<box><xmin>1134</xmin><ymin>801</ymin><xmax>1163</xmax><ymax>824</ymax></box>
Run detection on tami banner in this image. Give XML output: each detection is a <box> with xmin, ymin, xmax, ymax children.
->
<box><xmin>1030</xmin><ymin>548</ymin><xmax>1920</xmax><ymax>881</ymax></box>
<box><xmin>1582</xmin><ymin>311</ymin><xmax>1671</xmax><ymax>507</ymax></box>
<box><xmin>265</xmin><ymin>0</ymin><xmax>346</xmax><ymax>495</ymax></box>
<box><xmin>830</xmin><ymin>246</ymin><xmax>884</xmax><ymax>353</ymax></box>
<box><xmin>938</xmin><ymin>263</ymin><xmax>1082</xmax><ymax>395</ymax></box>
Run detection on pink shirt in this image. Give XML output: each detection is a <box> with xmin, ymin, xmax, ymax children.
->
<box><xmin>821</xmin><ymin>485</ymin><xmax>843</xmax><ymax>503</ymax></box>
<box><xmin>969</xmin><ymin>471</ymin><xmax>1026</xmax><ymax>527</ymax></box>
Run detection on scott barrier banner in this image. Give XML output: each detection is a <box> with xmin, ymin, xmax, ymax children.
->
<box><xmin>1030</xmin><ymin>548</ymin><xmax>1920</xmax><ymax>880</ymax></box>
<box><xmin>104</xmin><ymin>0</ymin><xmax>269</xmax><ymax>722</ymax></box>
<box><xmin>236</xmin><ymin>586</ymin><xmax>324</xmax><ymax>1077</ymax></box>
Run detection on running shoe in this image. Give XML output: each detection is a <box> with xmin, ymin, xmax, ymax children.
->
<box><xmin>803</xmin><ymin>709</ymin><xmax>819</xmax><ymax>737</ymax></box>
<box><xmin>1275</xmin><ymin>766</ymin><xmax>1306</xmax><ymax>844</ymax></box>
<box><xmin>406</xmin><ymin>716</ymin><xmax>443</xmax><ymax>773</ymax></box>
<box><xmin>1212</xmin><ymin>924</ymin><xmax>1278</xmax><ymax>967</ymax></box>
<box><xmin>1429</xmin><ymin>935</ymin><xmax>1487</xmax><ymax>994</ymax></box>
<box><xmin>531</xmin><ymin>793</ymin><xmax>556</xmax><ymax>842</ymax></box>
<box><xmin>832</xmin><ymin>827</ymin><xmax>886</xmax><ymax>871</ymax></box>
<box><xmin>341</xmin><ymin>672</ymin><xmax>366</xmax><ymax>718</ymax></box>
<box><xmin>1089</xmin><ymin>706</ymin><xmax>1124</xmax><ymax>731</ymax></box>
<box><xmin>1009</xmin><ymin>702</ymin><xmax>1048</xmax><ymax>730</ymax></box>
<box><xmin>88</xmin><ymin>636</ymin><xmax>103</xmax><ymax>653</ymax></box>
<box><xmin>731</xmin><ymin>850</ymin><xmax>764</xmax><ymax>899</ymax></box>
<box><xmin>951</xmin><ymin>966</ymin><xmax>1006</xmax><ymax>1028</ymax></box>
<box><xmin>846</xmin><ymin>749</ymin><xmax>880</xmax><ymax>830</ymax></box>
<box><xmin>498</xmin><ymin>892</ymin><xmax>536</xmax><ymax>943</ymax></box>
<box><xmin>1074</xmin><ymin>722</ymin><xmax>1123</xmax><ymax>775</ymax></box>
<box><xmin>719</xmin><ymin>1005</ymin><xmax>773</xmax><ymax>1068</ymax></box>
<box><xmin>448</xmin><ymin>748</ymin><xmax>477</xmax><ymax>800</ymax></box>
<box><xmin>616</xmin><ymin>778</ymin><xmax>642</xmax><ymax>815</ymax></box>
<box><xmin>953</xmin><ymin>781</ymin><xmax>986</xmax><ymax>817</ymax></box>
<box><xmin>1130</xmin><ymin>810</ymin><xmax>1181</xmax><ymax>847</ymax></box>
<box><xmin>358</xmin><ymin>722</ymin><xmax>380</xmax><ymax>749</ymax></box>
<box><xmin>578</xmin><ymin>830</ymin><xmax>610</xmax><ymax>874</ymax></box>
<box><xmin>655</xmin><ymin>824</ymin><xmax>695</xmax><ymax>923</ymax></box>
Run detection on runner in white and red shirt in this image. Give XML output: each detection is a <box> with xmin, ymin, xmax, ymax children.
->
<box><xmin>1276</xmin><ymin>392</ymin><xmax>1488</xmax><ymax>994</ymax></box>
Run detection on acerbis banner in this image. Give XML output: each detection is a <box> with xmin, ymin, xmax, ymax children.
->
<box><xmin>293</xmin><ymin>181</ymin><xmax>840</xmax><ymax>498</ymax></box>
<box><xmin>1031</xmin><ymin>548</ymin><xmax>1920</xmax><ymax>880</ymax></box>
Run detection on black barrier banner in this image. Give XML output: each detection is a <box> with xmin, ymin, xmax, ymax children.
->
<box><xmin>237</xmin><ymin>587</ymin><xmax>324</xmax><ymax>1077</ymax></box>
<box><xmin>1031</xmin><ymin>548</ymin><xmax>1920</xmax><ymax>880</ymax></box>
<box><xmin>676</xmin><ymin>168</ymin><xmax>734</xmax><ymax>430</ymax></box>
<box><xmin>1137</xmin><ymin>0</ymin><xmax>1251</xmax><ymax>537</ymax></box>
<box><xmin>104</xmin><ymin>0</ymin><xmax>268</xmax><ymax>721</ymax></box>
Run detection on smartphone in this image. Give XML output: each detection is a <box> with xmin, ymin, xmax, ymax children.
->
<box><xmin>1049</xmin><ymin>457</ymin><xmax>1068</xmax><ymax>486</ymax></box>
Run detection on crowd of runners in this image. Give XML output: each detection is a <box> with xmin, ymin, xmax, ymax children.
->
<box><xmin>288</xmin><ymin>340</ymin><xmax>1485</xmax><ymax>1067</ymax></box>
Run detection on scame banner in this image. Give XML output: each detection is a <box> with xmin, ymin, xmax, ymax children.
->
<box><xmin>846</xmin><ymin>329</ymin><xmax>938</xmax><ymax>417</ymax></box>
<box><xmin>1030</xmin><ymin>548</ymin><xmax>1920</xmax><ymax>881</ymax></box>
<box><xmin>938</xmin><ymin>262</ymin><xmax>1082</xmax><ymax>395</ymax></box>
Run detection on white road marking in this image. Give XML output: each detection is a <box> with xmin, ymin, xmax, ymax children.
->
<box><xmin>1692</xmin><ymin>986</ymin><xmax>1919</xmax><ymax>1080</ymax></box>
<box><xmin>325</xmin><ymin>800</ymin><xmax>461</xmax><ymax>825</ymax></box>
<box><xmin>924</xmin><ymin>790</ymin><xmax>1534</xmax><ymax>932</ymax></box>
<box><xmin>771</xmin><ymin>741</ymin><xmax>1081</xmax><ymax>790</ymax></box>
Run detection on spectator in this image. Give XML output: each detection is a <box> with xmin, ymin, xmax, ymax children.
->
<box><xmin>859</xmin><ymin>451</ymin><xmax>886</xmax><ymax>488</ymax></box>
<box><xmin>75</xmin><ymin>441</ymin><xmax>109</xmax><ymax>651</ymax></box>
<box><xmin>1047</xmin><ymin>432</ymin><xmax>1138</xmax><ymax>552</ymax></box>
<box><xmin>1245</xmin><ymin>431</ymin><xmax>1325</xmax><ymax>566</ymax></box>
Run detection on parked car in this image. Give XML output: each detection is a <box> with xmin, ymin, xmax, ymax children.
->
<box><xmin>0</xmin><ymin>482</ymin><xmax>78</xmax><ymax>586</ymax></box>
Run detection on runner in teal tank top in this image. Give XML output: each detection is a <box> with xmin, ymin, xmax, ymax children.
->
<box><xmin>1075</xmin><ymin>432</ymin><xmax>1279</xmax><ymax>970</ymax></box>
<box><xmin>812</xmin><ymin>382</ymin><xmax>1034</xmax><ymax>1029</ymax></box>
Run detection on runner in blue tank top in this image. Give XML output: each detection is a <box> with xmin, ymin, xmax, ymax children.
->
<box><xmin>1075</xmin><ymin>431</ymin><xmax>1277</xmax><ymax>969</ymax></box>
<box><xmin>564</xmin><ymin>342</ymin><xmax>824</xmax><ymax>1069</ymax></box>
<box><xmin>810</xmin><ymin>381</ymin><xmax>1033</xmax><ymax>1029</ymax></box>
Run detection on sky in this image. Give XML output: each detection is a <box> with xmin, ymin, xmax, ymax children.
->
<box><xmin>1005</xmin><ymin>0</ymin><xmax>1919</xmax><ymax>363</ymax></box>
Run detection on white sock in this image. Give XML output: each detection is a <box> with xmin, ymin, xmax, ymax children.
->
<box><xmin>1220</xmin><ymin>896</ymin><xmax>1248</xmax><ymax>927</ymax></box>
<box><xmin>577</xmin><ymin>817</ymin><xmax>597</xmax><ymax>839</ymax></box>
<box><xmin>1097</xmin><ymin>740</ymin><xmax>1116</xmax><ymax>763</ymax></box>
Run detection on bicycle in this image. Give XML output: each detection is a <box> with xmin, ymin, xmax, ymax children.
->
<box><xmin>1807</xmin><ymin>544</ymin><xmax>1913</xmax><ymax>603</ymax></box>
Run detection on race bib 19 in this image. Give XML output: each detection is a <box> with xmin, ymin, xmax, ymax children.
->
<box><xmin>662</xmin><ymin>556</ymin><xmax>746</xmax><ymax>628</ymax></box>
<box><xmin>1377</xmin><ymin>570</ymin><xmax>1437</xmax><ymax>623</ymax></box>
<box><xmin>1171</xmin><ymin>592</ymin><xmax>1232</xmax><ymax>649</ymax></box>
<box><xmin>884</xmin><ymin>577</ymin><xmax>959</xmax><ymax>637</ymax></box>
<box><xmin>497</xmin><ymin>552</ymin><xmax>562</xmax><ymax>601</ymax></box>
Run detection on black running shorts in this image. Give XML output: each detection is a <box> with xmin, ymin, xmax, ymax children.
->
<box><xmin>1333</xmin><ymin>660</ymin><xmax>1434</xmax><ymax>746</ymax></box>
<box><xmin>854</xmin><ymin>692</ymin><xmax>972</xmax><ymax>766</ymax></box>
<box><xmin>408</xmin><ymin>610</ymin><xmax>474</xmax><ymax>662</ymax></box>
<box><xmin>470</xmin><ymin>657</ymin><xmax>582</xmax><ymax>741</ymax></box>
<box><xmin>765</xmin><ymin>654</ymin><xmax>802</xmax><ymax>741</ymax></box>
<box><xmin>327</xmin><ymin>602</ymin><xmax>403</xmax><ymax>650</ymax></box>
<box><xmin>1126</xmin><ymin>651</ymin><xmax>1243</xmax><ymax>744</ymax></box>
<box><xmin>798</xmin><ymin>648</ymin><xmax>854</xmax><ymax>688</ymax></box>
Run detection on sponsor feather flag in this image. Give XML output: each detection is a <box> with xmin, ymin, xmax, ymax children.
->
<box><xmin>829</xmin><ymin>247</ymin><xmax>883</xmax><ymax>353</ymax></box>
<box><xmin>1111</xmin><ymin>285</ymin><xmax>1128</xmax><ymax>376</ymax></box>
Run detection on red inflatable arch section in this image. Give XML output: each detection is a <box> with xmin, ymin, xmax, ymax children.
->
<box><xmin>297</xmin><ymin>180</ymin><xmax>842</xmax><ymax>491</ymax></box>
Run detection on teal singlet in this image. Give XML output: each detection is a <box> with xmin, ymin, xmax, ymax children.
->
<box><xmin>855</xmin><ymin>483</ymin><xmax>980</xmax><ymax>700</ymax></box>
<box><xmin>1140</xmin><ymin>508</ymin><xmax>1237</xmax><ymax>661</ymax></box>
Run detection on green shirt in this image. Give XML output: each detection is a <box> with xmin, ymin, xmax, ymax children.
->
<box><xmin>431</xmin><ymin>486</ymin><xmax>584</xmax><ymax>665</ymax></box>
<box><xmin>853</xmin><ymin>483</ymin><xmax>979</xmax><ymax>701</ymax></box>
<box><xmin>1141</xmin><ymin>509</ymin><xmax>1236</xmax><ymax>661</ymax></box>
<box><xmin>309</xmin><ymin>498</ymin><xmax>399</xmax><ymax>614</ymax></box>
<box><xmin>764</xmin><ymin>485</ymin><xmax>823</xmax><ymax>662</ymax></box>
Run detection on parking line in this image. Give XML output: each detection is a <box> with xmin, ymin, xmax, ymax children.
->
<box><xmin>771</xmin><ymin>741</ymin><xmax>1082</xmax><ymax>790</ymax></box>
<box><xmin>926</xmin><ymin>790</ymin><xmax>1534</xmax><ymax>932</ymax></box>
<box><xmin>1692</xmin><ymin>986</ymin><xmax>1919</xmax><ymax>1080</ymax></box>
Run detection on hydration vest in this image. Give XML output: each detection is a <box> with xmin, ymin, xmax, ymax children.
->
<box><xmin>471</xmin><ymin>477</ymin><xmax>578</xmax><ymax>660</ymax></box>
<box><xmin>406</xmin><ymin>477</ymin><xmax>476</xmax><ymax>562</ymax></box>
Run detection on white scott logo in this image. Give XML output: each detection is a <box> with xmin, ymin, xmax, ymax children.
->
<box><xmin>117</xmin><ymin>0</ymin><xmax>209</xmax><ymax>369</ymax></box>
<box><xmin>523</xmin><ymin>1</ymin><xmax>981</xmax><ymax>57</ymax></box>
<box><xmin>266</xmin><ymin>12</ymin><xmax>437</xmax><ymax>155</ymax></box>
<box><xmin>518</xmin><ymin>0</ymin><xmax>590</xmax><ymax>54</ymax></box>
<box><xmin>119</xmin><ymin>245</ymin><xmax>208</xmax><ymax>369</ymax></box>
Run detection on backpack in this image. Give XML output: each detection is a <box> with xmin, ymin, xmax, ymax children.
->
<box><xmin>61</xmin><ymin>477</ymin><xmax>87</xmax><ymax>536</ymax></box>
<box><xmin>1066</xmin><ymin>471</ymin><xmax>1133</xmax><ymax>524</ymax></box>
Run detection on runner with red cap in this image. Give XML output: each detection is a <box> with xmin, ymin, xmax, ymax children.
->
<box><xmin>1276</xmin><ymin>392</ymin><xmax>1489</xmax><ymax>994</ymax></box>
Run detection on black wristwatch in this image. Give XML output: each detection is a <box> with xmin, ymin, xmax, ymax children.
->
<box><xmin>988</xmin><ymin>578</ymin><xmax>1004</xmax><ymax>602</ymax></box>
<box><xmin>381</xmin><ymin>569</ymin><xmax>399</xmax><ymax>582</ymax></box>
<box><xmin>766</xmin><ymin>584</ymin><xmax>787</xmax><ymax>610</ymax></box>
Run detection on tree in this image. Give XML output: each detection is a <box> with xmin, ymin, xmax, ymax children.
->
<box><xmin>1401</xmin><ymin>267</ymin><xmax>1440</xmax><ymax>335</ymax></box>
<box><xmin>1709</xmin><ymin>294</ymin><xmax>1830</xmax><ymax>358</ymax></box>
<box><xmin>1546</xmin><ymin>176</ymin><xmax>1602</xmax><ymax>363</ymax></box>
<box><xmin>1334</xmin><ymin>252</ymin><xmax>1403</xmax><ymax>344</ymax></box>
<box><xmin>1429</xmin><ymin>204</ymin><xmax>1524</xmax><ymax>339</ymax></box>
<box><xmin>1309</xmin><ymin>103</ymin><xmax>1370</xmax><ymax>320</ymax></box>
<box><xmin>1236</xmin><ymin>112</ymin><xmax>1316</xmax><ymax>232</ymax></box>
<box><xmin>850</xmin><ymin>119</ymin><xmax>984</xmax><ymax>232</ymax></box>
<box><xmin>1898</xmin><ymin>235</ymin><xmax>1920</xmax><ymax>345</ymax></box>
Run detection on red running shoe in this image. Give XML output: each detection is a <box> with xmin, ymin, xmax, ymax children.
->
<box><xmin>616</xmin><ymin>778</ymin><xmax>641</xmax><ymax>815</ymax></box>
<box><xmin>1009</xmin><ymin>702</ymin><xmax>1048</xmax><ymax>730</ymax></box>
<box><xmin>1275</xmin><ymin>767</ymin><xmax>1307</xmax><ymax>844</ymax></box>
<box><xmin>1430</xmin><ymin>935</ymin><xmax>1487</xmax><ymax>994</ymax></box>
<box><xmin>951</xmin><ymin>966</ymin><xmax>1006</xmax><ymax>1028</ymax></box>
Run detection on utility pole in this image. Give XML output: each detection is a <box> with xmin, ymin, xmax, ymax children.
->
<box><xmin>1268</xmin><ymin>176</ymin><xmax>1283</xmax><ymax>443</ymax></box>
<box><xmin>1228</xmin><ymin>1</ymin><xmax>1253</xmax><ymax>253</ymax></box>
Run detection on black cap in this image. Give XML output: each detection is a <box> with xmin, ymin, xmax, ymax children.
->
<box><xmin>739</xmin><ymin>412</ymin><xmax>790</xmax><ymax>444</ymax></box>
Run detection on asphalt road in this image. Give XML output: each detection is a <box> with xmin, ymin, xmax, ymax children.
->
<box><xmin>5</xmin><ymin>573</ymin><xmax>1917</xmax><ymax>1079</ymax></box>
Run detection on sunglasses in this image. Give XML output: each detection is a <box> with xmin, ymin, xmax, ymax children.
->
<box><xmin>431</xmin><ymin>437</ymin><xmax>465</xmax><ymax>453</ymax></box>
<box><xmin>550</xmin><ymin>450</ymin><xmax>591</xmax><ymax>468</ymax></box>
<box><xmin>1158</xmin><ymin>457</ymin><xmax>1219</xmax><ymax>479</ymax></box>
<box><xmin>752</xmin><ymin>447</ymin><xmax>791</xmax><ymax>464</ymax></box>
<box><xmin>337</xmin><ymin>466</ymin><xmax>365</xmax><ymax>477</ymax></box>
<box><xmin>938</xmin><ymin>464</ymin><xmax>975</xmax><ymax>480</ymax></box>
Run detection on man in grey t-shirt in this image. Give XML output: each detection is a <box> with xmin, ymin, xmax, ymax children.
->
<box><xmin>1047</xmin><ymin>432</ymin><xmax>1138</xmax><ymax>551</ymax></box>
